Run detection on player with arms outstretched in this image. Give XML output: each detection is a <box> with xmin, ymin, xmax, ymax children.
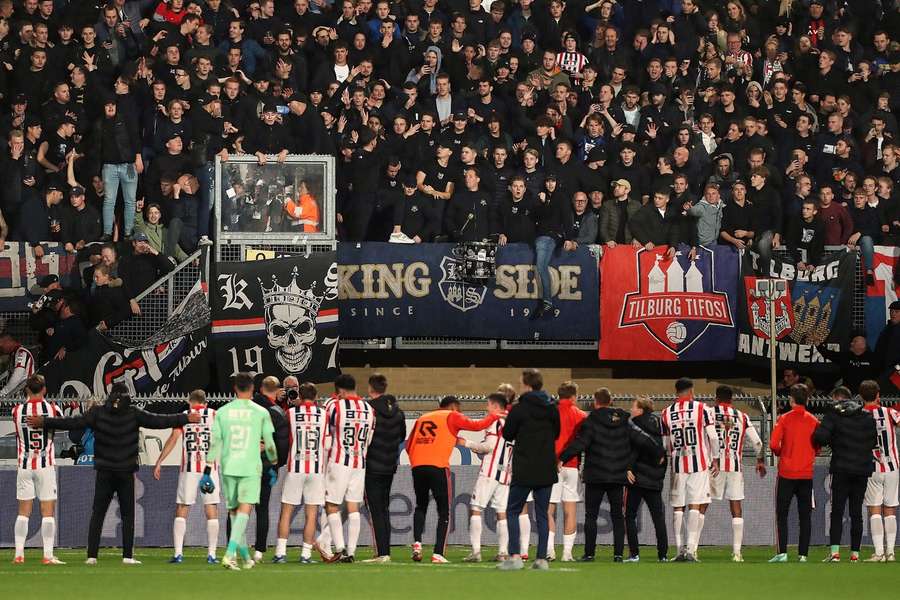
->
<box><xmin>204</xmin><ymin>372</ymin><xmax>277</xmax><ymax>571</ymax></box>
<box><xmin>11</xmin><ymin>375</ymin><xmax>63</xmax><ymax>565</ymax></box>
<box><xmin>860</xmin><ymin>380</ymin><xmax>900</xmax><ymax>562</ymax></box>
<box><xmin>707</xmin><ymin>385</ymin><xmax>765</xmax><ymax>562</ymax></box>
<box><xmin>661</xmin><ymin>378</ymin><xmax>720</xmax><ymax>562</ymax></box>
<box><xmin>274</xmin><ymin>382</ymin><xmax>328</xmax><ymax>563</ymax></box>
<box><xmin>153</xmin><ymin>389</ymin><xmax>221</xmax><ymax>564</ymax></box>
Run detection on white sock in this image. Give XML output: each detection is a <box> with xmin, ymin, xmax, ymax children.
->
<box><xmin>14</xmin><ymin>515</ymin><xmax>28</xmax><ymax>558</ymax></box>
<box><xmin>301</xmin><ymin>542</ymin><xmax>312</xmax><ymax>559</ymax></box>
<box><xmin>563</xmin><ymin>533</ymin><xmax>576</xmax><ymax>559</ymax></box>
<box><xmin>885</xmin><ymin>515</ymin><xmax>897</xmax><ymax>556</ymax></box>
<box><xmin>173</xmin><ymin>517</ymin><xmax>186</xmax><ymax>556</ymax></box>
<box><xmin>871</xmin><ymin>514</ymin><xmax>885</xmax><ymax>555</ymax></box>
<box><xmin>346</xmin><ymin>512</ymin><xmax>361</xmax><ymax>557</ymax></box>
<box><xmin>469</xmin><ymin>515</ymin><xmax>482</xmax><ymax>554</ymax></box>
<box><xmin>519</xmin><ymin>514</ymin><xmax>531</xmax><ymax>556</ymax></box>
<box><xmin>207</xmin><ymin>519</ymin><xmax>219</xmax><ymax>557</ymax></box>
<box><xmin>327</xmin><ymin>512</ymin><xmax>345</xmax><ymax>553</ymax></box>
<box><xmin>732</xmin><ymin>517</ymin><xmax>744</xmax><ymax>555</ymax></box>
<box><xmin>548</xmin><ymin>530</ymin><xmax>556</xmax><ymax>556</ymax></box>
<box><xmin>497</xmin><ymin>519</ymin><xmax>509</xmax><ymax>556</ymax></box>
<box><xmin>696</xmin><ymin>513</ymin><xmax>706</xmax><ymax>553</ymax></box>
<box><xmin>276</xmin><ymin>537</ymin><xmax>288</xmax><ymax>557</ymax></box>
<box><xmin>686</xmin><ymin>510</ymin><xmax>701</xmax><ymax>554</ymax></box>
<box><xmin>41</xmin><ymin>517</ymin><xmax>55</xmax><ymax>559</ymax></box>
<box><xmin>316</xmin><ymin>511</ymin><xmax>332</xmax><ymax>550</ymax></box>
<box><xmin>673</xmin><ymin>511</ymin><xmax>684</xmax><ymax>550</ymax></box>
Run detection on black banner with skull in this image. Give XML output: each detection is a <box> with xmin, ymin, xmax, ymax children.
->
<box><xmin>211</xmin><ymin>254</ymin><xmax>340</xmax><ymax>388</ymax></box>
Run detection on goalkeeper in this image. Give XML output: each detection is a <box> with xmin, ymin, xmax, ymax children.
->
<box><xmin>202</xmin><ymin>372</ymin><xmax>277</xmax><ymax>570</ymax></box>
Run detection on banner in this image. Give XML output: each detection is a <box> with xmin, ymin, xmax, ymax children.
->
<box><xmin>0</xmin><ymin>242</ymin><xmax>79</xmax><ymax>311</ymax></box>
<box><xmin>599</xmin><ymin>244</ymin><xmax>738</xmax><ymax>360</ymax></box>
<box><xmin>337</xmin><ymin>243</ymin><xmax>599</xmax><ymax>340</ymax></box>
<box><xmin>865</xmin><ymin>246</ymin><xmax>899</xmax><ymax>345</ymax></box>
<box><xmin>737</xmin><ymin>251</ymin><xmax>856</xmax><ymax>370</ymax></box>
<box><xmin>211</xmin><ymin>255</ymin><xmax>339</xmax><ymax>387</ymax></box>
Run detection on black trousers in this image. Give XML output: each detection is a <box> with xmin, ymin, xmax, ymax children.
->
<box><xmin>584</xmin><ymin>482</ymin><xmax>625</xmax><ymax>558</ymax></box>
<box><xmin>625</xmin><ymin>485</ymin><xmax>668</xmax><ymax>559</ymax></box>
<box><xmin>830</xmin><ymin>472</ymin><xmax>868</xmax><ymax>551</ymax></box>
<box><xmin>776</xmin><ymin>477</ymin><xmax>813</xmax><ymax>555</ymax></box>
<box><xmin>88</xmin><ymin>470</ymin><xmax>135</xmax><ymax>559</ymax></box>
<box><xmin>412</xmin><ymin>465</ymin><xmax>450</xmax><ymax>555</ymax></box>
<box><xmin>365</xmin><ymin>471</ymin><xmax>395</xmax><ymax>557</ymax></box>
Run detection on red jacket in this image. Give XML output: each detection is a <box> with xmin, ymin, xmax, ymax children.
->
<box><xmin>770</xmin><ymin>405</ymin><xmax>820</xmax><ymax>479</ymax></box>
<box><xmin>555</xmin><ymin>398</ymin><xmax>587</xmax><ymax>468</ymax></box>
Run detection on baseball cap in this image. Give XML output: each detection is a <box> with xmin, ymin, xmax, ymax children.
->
<box><xmin>262</xmin><ymin>101</ymin><xmax>279</xmax><ymax>114</ymax></box>
<box><xmin>38</xmin><ymin>274</ymin><xmax>59</xmax><ymax>288</ymax></box>
<box><xmin>70</xmin><ymin>185</ymin><xmax>85</xmax><ymax>196</ymax></box>
<box><xmin>890</xmin><ymin>300</ymin><xmax>900</xmax><ymax>311</ymax></box>
<box><xmin>587</xmin><ymin>147</ymin><xmax>607</xmax><ymax>163</ymax></box>
<box><xmin>402</xmin><ymin>173</ymin><xmax>417</xmax><ymax>188</ymax></box>
<box><xmin>12</xmin><ymin>93</ymin><xmax>27</xmax><ymax>105</ymax></box>
<box><xmin>620</xmin><ymin>141</ymin><xmax>638</xmax><ymax>153</ymax></box>
<box><xmin>132</xmin><ymin>232</ymin><xmax>149</xmax><ymax>242</ymax></box>
<box><xmin>453</xmin><ymin>111</ymin><xmax>468</xmax><ymax>121</ymax></box>
<box><xmin>613</xmin><ymin>179</ymin><xmax>631</xmax><ymax>191</ymax></box>
<box><xmin>545</xmin><ymin>172</ymin><xmax>558</xmax><ymax>181</ymax></box>
<box><xmin>521</xmin><ymin>29</ymin><xmax>537</xmax><ymax>43</ymax></box>
<box><xmin>621</xmin><ymin>124</ymin><xmax>637</xmax><ymax>135</ymax></box>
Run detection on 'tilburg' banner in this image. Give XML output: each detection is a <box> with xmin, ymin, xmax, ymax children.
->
<box><xmin>337</xmin><ymin>243</ymin><xmax>599</xmax><ymax>340</ymax></box>
<box><xmin>599</xmin><ymin>244</ymin><xmax>738</xmax><ymax>360</ymax></box>
<box><xmin>737</xmin><ymin>251</ymin><xmax>855</xmax><ymax>370</ymax></box>
<box><xmin>211</xmin><ymin>255</ymin><xmax>340</xmax><ymax>387</ymax></box>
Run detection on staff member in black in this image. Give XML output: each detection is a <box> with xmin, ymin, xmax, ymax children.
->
<box><xmin>498</xmin><ymin>368</ymin><xmax>560</xmax><ymax>571</ymax></box>
<box><xmin>362</xmin><ymin>373</ymin><xmax>406</xmax><ymax>562</ymax></box>
<box><xmin>28</xmin><ymin>383</ymin><xmax>197</xmax><ymax>564</ymax></box>
<box><xmin>445</xmin><ymin>166</ymin><xmax>494</xmax><ymax>242</ymax></box>
<box><xmin>814</xmin><ymin>385</ymin><xmax>878</xmax><ymax>562</ymax></box>
<box><xmin>392</xmin><ymin>173</ymin><xmax>439</xmax><ymax>243</ymax></box>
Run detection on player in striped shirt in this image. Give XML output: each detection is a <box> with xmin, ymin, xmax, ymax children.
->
<box><xmin>153</xmin><ymin>390</ymin><xmax>220</xmax><ymax>564</ymax></box>
<box><xmin>860</xmin><ymin>380</ymin><xmax>900</xmax><ymax>562</ymax></box>
<box><xmin>274</xmin><ymin>382</ymin><xmax>328</xmax><ymax>564</ymax></box>
<box><xmin>316</xmin><ymin>374</ymin><xmax>374</xmax><ymax>563</ymax></box>
<box><xmin>459</xmin><ymin>393</ymin><xmax>514</xmax><ymax>562</ymax></box>
<box><xmin>11</xmin><ymin>375</ymin><xmax>64</xmax><ymax>565</ymax></box>
<box><xmin>0</xmin><ymin>334</ymin><xmax>35</xmax><ymax>397</ymax></box>
<box><xmin>661</xmin><ymin>378</ymin><xmax>720</xmax><ymax>562</ymax></box>
<box><xmin>706</xmin><ymin>385</ymin><xmax>765</xmax><ymax>562</ymax></box>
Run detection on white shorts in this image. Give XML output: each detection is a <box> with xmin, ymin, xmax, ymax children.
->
<box><xmin>550</xmin><ymin>467</ymin><xmax>581</xmax><ymax>503</ymax></box>
<box><xmin>176</xmin><ymin>471</ymin><xmax>220</xmax><ymax>506</ymax></box>
<box><xmin>865</xmin><ymin>470</ymin><xmax>900</xmax><ymax>507</ymax></box>
<box><xmin>325</xmin><ymin>464</ymin><xmax>365</xmax><ymax>504</ymax></box>
<box><xmin>670</xmin><ymin>471</ymin><xmax>711</xmax><ymax>507</ymax></box>
<box><xmin>709</xmin><ymin>470</ymin><xmax>745</xmax><ymax>501</ymax></box>
<box><xmin>282</xmin><ymin>472</ymin><xmax>326</xmax><ymax>506</ymax></box>
<box><xmin>471</xmin><ymin>475</ymin><xmax>510</xmax><ymax>511</ymax></box>
<box><xmin>16</xmin><ymin>467</ymin><xmax>57</xmax><ymax>501</ymax></box>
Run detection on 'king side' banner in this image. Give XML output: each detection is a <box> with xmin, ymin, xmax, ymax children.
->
<box><xmin>338</xmin><ymin>243</ymin><xmax>599</xmax><ymax>340</ymax></box>
<box><xmin>0</xmin><ymin>242</ymin><xmax>78</xmax><ymax>311</ymax></box>
<box><xmin>737</xmin><ymin>251</ymin><xmax>855</xmax><ymax>370</ymax></box>
<box><xmin>212</xmin><ymin>254</ymin><xmax>340</xmax><ymax>387</ymax></box>
<box><xmin>599</xmin><ymin>244</ymin><xmax>738</xmax><ymax>360</ymax></box>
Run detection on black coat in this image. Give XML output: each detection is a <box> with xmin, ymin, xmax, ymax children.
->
<box><xmin>44</xmin><ymin>396</ymin><xmax>188</xmax><ymax>472</ymax></box>
<box><xmin>503</xmin><ymin>390</ymin><xmax>560</xmax><ymax>487</ymax></box>
<box><xmin>253</xmin><ymin>394</ymin><xmax>291</xmax><ymax>469</ymax></box>
<box><xmin>813</xmin><ymin>400</ymin><xmax>878</xmax><ymax>476</ymax></box>
<box><xmin>366</xmin><ymin>394</ymin><xmax>407</xmax><ymax>475</ymax></box>
<box><xmin>628</xmin><ymin>411</ymin><xmax>668</xmax><ymax>491</ymax></box>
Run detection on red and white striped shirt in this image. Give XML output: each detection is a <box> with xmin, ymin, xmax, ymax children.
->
<box><xmin>713</xmin><ymin>403</ymin><xmax>762</xmax><ymax>472</ymax></box>
<box><xmin>13</xmin><ymin>397</ymin><xmax>60</xmax><ymax>469</ymax></box>
<box><xmin>866</xmin><ymin>405</ymin><xmax>900</xmax><ymax>473</ymax></box>
<box><xmin>287</xmin><ymin>402</ymin><xmax>328</xmax><ymax>475</ymax></box>
<box><xmin>472</xmin><ymin>418</ymin><xmax>513</xmax><ymax>485</ymax></box>
<box><xmin>326</xmin><ymin>396</ymin><xmax>374</xmax><ymax>469</ymax></box>
<box><xmin>180</xmin><ymin>406</ymin><xmax>216</xmax><ymax>473</ymax></box>
<box><xmin>662</xmin><ymin>399</ymin><xmax>719</xmax><ymax>474</ymax></box>
<box><xmin>1</xmin><ymin>346</ymin><xmax>35</xmax><ymax>396</ymax></box>
<box><xmin>556</xmin><ymin>51</ymin><xmax>587</xmax><ymax>76</ymax></box>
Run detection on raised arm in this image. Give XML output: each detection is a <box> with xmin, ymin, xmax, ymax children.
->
<box><xmin>448</xmin><ymin>411</ymin><xmax>498</xmax><ymax>435</ymax></box>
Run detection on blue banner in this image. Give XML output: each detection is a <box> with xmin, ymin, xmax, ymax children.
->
<box><xmin>338</xmin><ymin>243</ymin><xmax>599</xmax><ymax>340</ymax></box>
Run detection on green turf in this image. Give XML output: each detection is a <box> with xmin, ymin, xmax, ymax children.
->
<box><xmin>0</xmin><ymin>546</ymin><xmax>894</xmax><ymax>599</ymax></box>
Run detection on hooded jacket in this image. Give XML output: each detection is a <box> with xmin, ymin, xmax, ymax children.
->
<box><xmin>42</xmin><ymin>390</ymin><xmax>189</xmax><ymax>472</ymax></box>
<box><xmin>366</xmin><ymin>394</ymin><xmax>406</xmax><ymax>474</ymax></box>
<box><xmin>253</xmin><ymin>393</ymin><xmax>291</xmax><ymax>469</ymax></box>
<box><xmin>503</xmin><ymin>390</ymin><xmax>560</xmax><ymax>487</ymax></box>
<box><xmin>628</xmin><ymin>411</ymin><xmax>668</xmax><ymax>491</ymax></box>
<box><xmin>813</xmin><ymin>400</ymin><xmax>878</xmax><ymax>476</ymax></box>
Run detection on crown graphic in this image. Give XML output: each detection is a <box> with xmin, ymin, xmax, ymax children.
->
<box><xmin>259</xmin><ymin>266</ymin><xmax>323</xmax><ymax>314</ymax></box>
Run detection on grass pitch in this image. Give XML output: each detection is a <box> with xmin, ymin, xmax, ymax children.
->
<box><xmin>0</xmin><ymin>546</ymin><xmax>894</xmax><ymax>599</ymax></box>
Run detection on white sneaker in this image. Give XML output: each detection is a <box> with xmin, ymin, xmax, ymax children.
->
<box><xmin>561</xmin><ymin>555</ymin><xmax>576</xmax><ymax>562</ymax></box>
<box><xmin>431</xmin><ymin>554</ymin><xmax>449</xmax><ymax>564</ymax></box>
<box><xmin>85</xmin><ymin>558</ymin><xmax>97</xmax><ymax>566</ymax></box>
<box><xmin>361</xmin><ymin>555</ymin><xmax>391</xmax><ymax>564</ymax></box>
<box><xmin>887</xmin><ymin>554</ymin><xmax>896</xmax><ymax>562</ymax></box>
<box><xmin>411</xmin><ymin>542</ymin><xmax>423</xmax><ymax>562</ymax></box>
<box><xmin>253</xmin><ymin>551</ymin><xmax>263</xmax><ymax>562</ymax></box>
<box><xmin>243</xmin><ymin>559</ymin><xmax>256</xmax><ymax>570</ymax></box>
<box><xmin>462</xmin><ymin>552</ymin><xmax>482</xmax><ymax>563</ymax></box>
<box><xmin>222</xmin><ymin>556</ymin><xmax>241</xmax><ymax>571</ymax></box>
<box><xmin>865</xmin><ymin>554</ymin><xmax>885</xmax><ymax>562</ymax></box>
<box><xmin>389</xmin><ymin>232</ymin><xmax>416</xmax><ymax>244</ymax></box>
<box><xmin>122</xmin><ymin>558</ymin><xmax>142</xmax><ymax>565</ymax></box>
<box><xmin>42</xmin><ymin>557</ymin><xmax>66</xmax><ymax>565</ymax></box>
<box><xmin>732</xmin><ymin>553</ymin><xmax>744</xmax><ymax>563</ymax></box>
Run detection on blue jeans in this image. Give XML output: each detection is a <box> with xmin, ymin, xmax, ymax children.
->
<box><xmin>506</xmin><ymin>484</ymin><xmax>552</xmax><ymax>559</ymax></box>
<box><xmin>534</xmin><ymin>235</ymin><xmax>557</xmax><ymax>304</ymax></box>
<box><xmin>858</xmin><ymin>235</ymin><xmax>875</xmax><ymax>270</ymax></box>
<box><xmin>102</xmin><ymin>163</ymin><xmax>138</xmax><ymax>236</ymax></box>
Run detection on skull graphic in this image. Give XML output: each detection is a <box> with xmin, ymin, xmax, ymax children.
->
<box><xmin>265</xmin><ymin>302</ymin><xmax>316</xmax><ymax>373</ymax></box>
